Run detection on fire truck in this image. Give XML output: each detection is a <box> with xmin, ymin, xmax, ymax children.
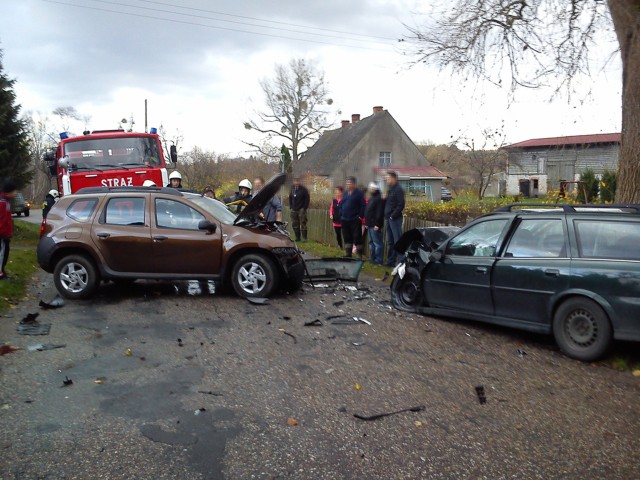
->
<box><xmin>43</xmin><ymin>128</ymin><xmax>177</xmax><ymax>196</ymax></box>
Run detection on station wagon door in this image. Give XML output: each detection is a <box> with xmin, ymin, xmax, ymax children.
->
<box><xmin>424</xmin><ymin>218</ymin><xmax>510</xmax><ymax>315</ymax></box>
<box><xmin>492</xmin><ymin>217</ymin><xmax>570</xmax><ymax>324</ymax></box>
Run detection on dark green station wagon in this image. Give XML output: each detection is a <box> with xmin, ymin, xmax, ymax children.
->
<box><xmin>395</xmin><ymin>204</ymin><xmax>640</xmax><ymax>361</ymax></box>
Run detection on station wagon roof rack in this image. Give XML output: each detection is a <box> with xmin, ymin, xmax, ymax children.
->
<box><xmin>74</xmin><ymin>186</ymin><xmax>184</xmax><ymax>196</ymax></box>
<box><xmin>494</xmin><ymin>203</ymin><xmax>640</xmax><ymax>214</ymax></box>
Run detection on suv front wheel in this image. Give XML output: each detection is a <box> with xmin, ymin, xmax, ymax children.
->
<box><xmin>54</xmin><ymin>254</ymin><xmax>99</xmax><ymax>300</ymax></box>
<box><xmin>553</xmin><ymin>297</ymin><xmax>612</xmax><ymax>361</ymax></box>
<box><xmin>231</xmin><ymin>253</ymin><xmax>277</xmax><ymax>298</ymax></box>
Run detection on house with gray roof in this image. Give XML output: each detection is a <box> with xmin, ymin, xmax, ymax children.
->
<box><xmin>294</xmin><ymin>106</ymin><xmax>447</xmax><ymax>201</ymax></box>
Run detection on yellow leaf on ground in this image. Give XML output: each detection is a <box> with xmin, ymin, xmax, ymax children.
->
<box><xmin>632</xmin><ymin>369</ymin><xmax>640</xmax><ymax>377</ymax></box>
<box><xmin>287</xmin><ymin>417</ymin><xmax>299</xmax><ymax>426</ymax></box>
<box><xmin>355</xmin><ymin>383</ymin><xmax>362</xmax><ymax>390</ymax></box>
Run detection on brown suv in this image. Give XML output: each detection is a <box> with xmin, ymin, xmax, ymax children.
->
<box><xmin>37</xmin><ymin>174</ymin><xmax>304</xmax><ymax>299</ymax></box>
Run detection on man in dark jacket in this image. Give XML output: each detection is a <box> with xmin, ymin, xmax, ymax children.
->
<box><xmin>364</xmin><ymin>182</ymin><xmax>385</xmax><ymax>264</ymax></box>
<box><xmin>340</xmin><ymin>176</ymin><xmax>366</xmax><ymax>258</ymax></box>
<box><xmin>288</xmin><ymin>176</ymin><xmax>310</xmax><ymax>241</ymax></box>
<box><xmin>384</xmin><ymin>171</ymin><xmax>405</xmax><ymax>266</ymax></box>
<box><xmin>0</xmin><ymin>180</ymin><xmax>17</xmax><ymax>280</ymax></box>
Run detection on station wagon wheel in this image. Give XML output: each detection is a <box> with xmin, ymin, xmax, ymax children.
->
<box><xmin>231</xmin><ymin>253</ymin><xmax>277</xmax><ymax>298</ymax></box>
<box><xmin>53</xmin><ymin>254</ymin><xmax>100</xmax><ymax>300</ymax></box>
<box><xmin>553</xmin><ymin>297</ymin><xmax>612</xmax><ymax>361</ymax></box>
<box><xmin>391</xmin><ymin>267</ymin><xmax>423</xmax><ymax>312</ymax></box>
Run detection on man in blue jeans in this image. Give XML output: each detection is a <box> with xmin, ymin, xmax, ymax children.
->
<box><xmin>384</xmin><ymin>171</ymin><xmax>405</xmax><ymax>266</ymax></box>
<box><xmin>364</xmin><ymin>182</ymin><xmax>384</xmax><ymax>264</ymax></box>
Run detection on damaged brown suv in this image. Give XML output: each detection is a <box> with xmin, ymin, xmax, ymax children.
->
<box><xmin>37</xmin><ymin>174</ymin><xmax>304</xmax><ymax>299</ymax></box>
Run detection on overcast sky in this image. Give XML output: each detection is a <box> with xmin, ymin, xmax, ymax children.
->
<box><xmin>2</xmin><ymin>0</ymin><xmax>623</xmax><ymax>157</ymax></box>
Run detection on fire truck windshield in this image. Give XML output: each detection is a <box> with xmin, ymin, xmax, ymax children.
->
<box><xmin>63</xmin><ymin>136</ymin><xmax>162</xmax><ymax>171</ymax></box>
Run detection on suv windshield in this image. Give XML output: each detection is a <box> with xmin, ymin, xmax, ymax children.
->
<box><xmin>63</xmin><ymin>136</ymin><xmax>162</xmax><ymax>170</ymax></box>
<box><xmin>188</xmin><ymin>195</ymin><xmax>237</xmax><ymax>225</ymax></box>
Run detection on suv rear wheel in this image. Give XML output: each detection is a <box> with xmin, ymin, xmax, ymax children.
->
<box><xmin>231</xmin><ymin>253</ymin><xmax>277</xmax><ymax>298</ymax></box>
<box><xmin>54</xmin><ymin>254</ymin><xmax>99</xmax><ymax>300</ymax></box>
<box><xmin>553</xmin><ymin>297</ymin><xmax>612</xmax><ymax>361</ymax></box>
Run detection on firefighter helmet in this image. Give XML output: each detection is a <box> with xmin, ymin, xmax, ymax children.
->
<box><xmin>238</xmin><ymin>179</ymin><xmax>252</xmax><ymax>191</ymax></box>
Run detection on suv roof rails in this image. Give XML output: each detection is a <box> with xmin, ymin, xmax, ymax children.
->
<box><xmin>494</xmin><ymin>203</ymin><xmax>640</xmax><ymax>214</ymax></box>
<box><xmin>74</xmin><ymin>186</ymin><xmax>184</xmax><ymax>196</ymax></box>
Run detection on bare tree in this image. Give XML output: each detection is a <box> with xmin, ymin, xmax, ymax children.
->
<box><xmin>244</xmin><ymin>58</ymin><xmax>336</xmax><ymax>167</ymax></box>
<box><xmin>23</xmin><ymin>111</ymin><xmax>57</xmax><ymax>202</ymax></box>
<box><xmin>158</xmin><ymin>123</ymin><xmax>184</xmax><ymax>168</ymax></box>
<box><xmin>404</xmin><ymin>1</ymin><xmax>640</xmax><ymax>202</ymax></box>
<box><xmin>458</xmin><ymin>129</ymin><xmax>509</xmax><ymax>200</ymax></box>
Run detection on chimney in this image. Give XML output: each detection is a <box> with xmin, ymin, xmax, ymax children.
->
<box><xmin>341</xmin><ymin>120</ymin><xmax>350</xmax><ymax>128</ymax></box>
<box><xmin>373</xmin><ymin>106</ymin><xmax>383</xmax><ymax>114</ymax></box>
<box><xmin>351</xmin><ymin>114</ymin><xmax>360</xmax><ymax>123</ymax></box>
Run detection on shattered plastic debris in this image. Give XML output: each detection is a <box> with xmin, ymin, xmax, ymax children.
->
<box><xmin>475</xmin><ymin>385</ymin><xmax>487</xmax><ymax>404</ymax></box>
<box><xmin>517</xmin><ymin>349</ymin><xmax>527</xmax><ymax>358</ymax></box>
<box><xmin>39</xmin><ymin>295</ymin><xmax>65</xmax><ymax>309</ymax></box>
<box><xmin>287</xmin><ymin>417</ymin><xmax>299</xmax><ymax>426</ymax></box>
<box><xmin>351</xmin><ymin>342</ymin><xmax>365</xmax><ymax>347</ymax></box>
<box><xmin>304</xmin><ymin>319</ymin><xmax>323</xmax><ymax>327</ymax></box>
<box><xmin>278</xmin><ymin>330</ymin><xmax>297</xmax><ymax>343</ymax></box>
<box><xmin>16</xmin><ymin>314</ymin><xmax>51</xmax><ymax>336</ymax></box>
<box><xmin>353</xmin><ymin>405</ymin><xmax>425</xmax><ymax>421</ymax></box>
<box><xmin>324</xmin><ymin>368</ymin><xmax>335</xmax><ymax>374</ymax></box>
<box><xmin>94</xmin><ymin>377</ymin><xmax>106</xmax><ymax>384</ymax></box>
<box><xmin>27</xmin><ymin>343</ymin><xmax>66</xmax><ymax>352</ymax></box>
<box><xmin>354</xmin><ymin>317</ymin><xmax>371</xmax><ymax>325</ymax></box>
<box><xmin>198</xmin><ymin>390</ymin><xmax>223</xmax><ymax>396</ymax></box>
<box><xmin>355</xmin><ymin>383</ymin><xmax>362</xmax><ymax>391</ymax></box>
<box><xmin>194</xmin><ymin>407</ymin><xmax>207</xmax><ymax>415</ymax></box>
<box><xmin>62</xmin><ymin>376</ymin><xmax>73</xmax><ymax>387</ymax></box>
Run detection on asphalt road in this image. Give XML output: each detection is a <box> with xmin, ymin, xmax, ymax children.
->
<box><xmin>14</xmin><ymin>208</ymin><xmax>42</xmax><ymax>225</ymax></box>
<box><xmin>1</xmin><ymin>269</ymin><xmax>639</xmax><ymax>479</ymax></box>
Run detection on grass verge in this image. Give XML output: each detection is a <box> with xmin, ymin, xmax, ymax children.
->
<box><xmin>298</xmin><ymin>240</ymin><xmax>393</xmax><ymax>284</ymax></box>
<box><xmin>0</xmin><ymin>220</ymin><xmax>40</xmax><ymax>313</ymax></box>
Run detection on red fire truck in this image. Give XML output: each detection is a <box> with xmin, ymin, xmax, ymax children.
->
<box><xmin>43</xmin><ymin>128</ymin><xmax>177</xmax><ymax>195</ymax></box>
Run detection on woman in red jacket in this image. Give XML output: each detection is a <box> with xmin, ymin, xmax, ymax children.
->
<box><xmin>0</xmin><ymin>180</ymin><xmax>17</xmax><ymax>280</ymax></box>
<box><xmin>329</xmin><ymin>186</ymin><xmax>344</xmax><ymax>249</ymax></box>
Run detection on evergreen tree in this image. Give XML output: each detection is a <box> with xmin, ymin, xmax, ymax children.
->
<box><xmin>0</xmin><ymin>49</ymin><xmax>32</xmax><ymax>188</ymax></box>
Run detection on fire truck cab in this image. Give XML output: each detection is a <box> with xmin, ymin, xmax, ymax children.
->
<box><xmin>43</xmin><ymin>128</ymin><xmax>177</xmax><ymax>196</ymax></box>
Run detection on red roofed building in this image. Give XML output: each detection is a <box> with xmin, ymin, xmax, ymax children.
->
<box><xmin>500</xmin><ymin>133</ymin><xmax>620</xmax><ymax>197</ymax></box>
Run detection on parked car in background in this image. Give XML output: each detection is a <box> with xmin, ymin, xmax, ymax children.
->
<box><xmin>11</xmin><ymin>192</ymin><xmax>30</xmax><ymax>217</ymax></box>
<box><xmin>391</xmin><ymin>203</ymin><xmax>640</xmax><ymax>361</ymax></box>
<box><xmin>37</xmin><ymin>173</ymin><xmax>304</xmax><ymax>300</ymax></box>
<box><xmin>441</xmin><ymin>186</ymin><xmax>453</xmax><ymax>202</ymax></box>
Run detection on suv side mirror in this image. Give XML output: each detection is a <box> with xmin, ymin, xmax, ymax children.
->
<box><xmin>198</xmin><ymin>220</ymin><xmax>217</xmax><ymax>233</ymax></box>
<box><xmin>170</xmin><ymin>145</ymin><xmax>178</xmax><ymax>163</ymax></box>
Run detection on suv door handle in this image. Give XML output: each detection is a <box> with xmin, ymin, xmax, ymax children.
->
<box><xmin>153</xmin><ymin>235</ymin><xmax>168</xmax><ymax>242</ymax></box>
<box><xmin>476</xmin><ymin>266</ymin><xmax>488</xmax><ymax>275</ymax></box>
<box><xmin>96</xmin><ymin>232</ymin><xmax>110</xmax><ymax>238</ymax></box>
<box><xmin>545</xmin><ymin>268</ymin><xmax>560</xmax><ymax>277</ymax></box>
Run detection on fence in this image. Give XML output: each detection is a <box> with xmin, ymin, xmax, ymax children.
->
<box><xmin>282</xmin><ymin>207</ymin><xmax>444</xmax><ymax>254</ymax></box>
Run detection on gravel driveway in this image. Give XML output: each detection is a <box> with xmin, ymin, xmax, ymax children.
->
<box><xmin>1</xmin><ymin>270</ymin><xmax>639</xmax><ymax>479</ymax></box>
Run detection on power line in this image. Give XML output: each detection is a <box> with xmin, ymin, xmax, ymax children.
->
<box><xmin>41</xmin><ymin>0</ymin><xmax>396</xmax><ymax>52</ymax></box>
<box><xmin>88</xmin><ymin>0</ymin><xmax>391</xmax><ymax>45</ymax></box>
<box><xmin>130</xmin><ymin>0</ymin><xmax>397</xmax><ymax>42</ymax></box>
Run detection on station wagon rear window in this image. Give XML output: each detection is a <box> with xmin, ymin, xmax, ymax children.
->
<box><xmin>66</xmin><ymin>198</ymin><xmax>98</xmax><ymax>222</ymax></box>
<box><xmin>575</xmin><ymin>220</ymin><xmax>640</xmax><ymax>260</ymax></box>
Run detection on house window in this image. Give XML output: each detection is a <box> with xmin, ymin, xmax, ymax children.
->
<box><xmin>379</xmin><ymin>152</ymin><xmax>392</xmax><ymax>167</ymax></box>
<box><xmin>399</xmin><ymin>179</ymin><xmax>429</xmax><ymax>195</ymax></box>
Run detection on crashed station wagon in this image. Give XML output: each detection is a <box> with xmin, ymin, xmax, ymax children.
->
<box><xmin>391</xmin><ymin>204</ymin><xmax>640</xmax><ymax>361</ymax></box>
<box><xmin>37</xmin><ymin>173</ymin><xmax>304</xmax><ymax>300</ymax></box>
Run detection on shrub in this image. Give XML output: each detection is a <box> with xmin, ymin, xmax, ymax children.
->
<box><xmin>600</xmin><ymin>170</ymin><xmax>617</xmax><ymax>203</ymax></box>
<box><xmin>578</xmin><ymin>169</ymin><xmax>599</xmax><ymax>203</ymax></box>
